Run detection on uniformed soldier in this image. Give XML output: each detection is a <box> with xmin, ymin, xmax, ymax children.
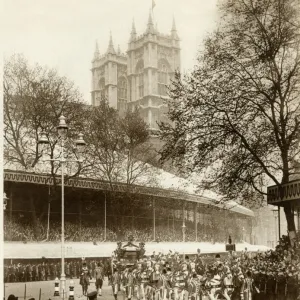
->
<box><xmin>286</xmin><ymin>271</ymin><xmax>298</xmax><ymax>300</ymax></box>
<box><xmin>275</xmin><ymin>269</ymin><xmax>287</xmax><ymax>300</ymax></box>
<box><xmin>265</xmin><ymin>270</ymin><xmax>276</xmax><ymax>300</ymax></box>
<box><xmin>127</xmin><ymin>268</ymin><xmax>136</xmax><ymax>300</ymax></box>
<box><xmin>135</xmin><ymin>263</ymin><xmax>144</xmax><ymax>300</ymax></box>
<box><xmin>222</xmin><ymin>269</ymin><xmax>234</xmax><ymax>300</ymax></box>
<box><xmin>121</xmin><ymin>267</ymin><xmax>129</xmax><ymax>300</ymax></box>
<box><xmin>232</xmin><ymin>269</ymin><xmax>244</xmax><ymax>300</ymax></box>
<box><xmin>4</xmin><ymin>265</ymin><xmax>8</xmax><ymax>283</ymax></box>
<box><xmin>258</xmin><ymin>268</ymin><xmax>267</xmax><ymax>300</ymax></box>
<box><xmin>188</xmin><ymin>273</ymin><xmax>201</xmax><ymax>300</ymax></box>
<box><xmin>27</xmin><ymin>263</ymin><xmax>33</xmax><ymax>282</ymax></box>
<box><xmin>17</xmin><ymin>263</ymin><xmax>24</xmax><ymax>282</ymax></box>
<box><xmin>40</xmin><ymin>262</ymin><xmax>46</xmax><ymax>281</ymax></box>
<box><xmin>150</xmin><ymin>263</ymin><xmax>163</xmax><ymax>300</ymax></box>
<box><xmin>112</xmin><ymin>268</ymin><xmax>121</xmax><ymax>300</ymax></box>
<box><xmin>95</xmin><ymin>262</ymin><xmax>105</xmax><ymax>296</ymax></box>
<box><xmin>66</xmin><ymin>261</ymin><xmax>70</xmax><ymax>279</ymax></box>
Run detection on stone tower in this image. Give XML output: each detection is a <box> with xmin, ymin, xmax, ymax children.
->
<box><xmin>91</xmin><ymin>11</ymin><xmax>181</xmax><ymax>130</ymax></box>
<box><xmin>91</xmin><ymin>32</ymin><xmax>128</xmax><ymax>112</ymax></box>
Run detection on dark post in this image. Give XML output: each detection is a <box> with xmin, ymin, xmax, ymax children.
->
<box><xmin>194</xmin><ymin>203</ymin><xmax>198</xmax><ymax>242</ymax></box>
<box><xmin>278</xmin><ymin>207</ymin><xmax>281</xmax><ymax>239</ymax></box>
<box><xmin>153</xmin><ymin>198</ymin><xmax>156</xmax><ymax>241</ymax></box>
<box><xmin>9</xmin><ymin>188</ymin><xmax>13</xmax><ymax>221</ymax></box>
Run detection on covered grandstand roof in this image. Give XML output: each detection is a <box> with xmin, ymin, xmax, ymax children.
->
<box><xmin>4</xmin><ymin>160</ymin><xmax>254</xmax><ymax>217</ymax></box>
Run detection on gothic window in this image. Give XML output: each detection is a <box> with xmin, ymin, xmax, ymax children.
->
<box><xmin>118</xmin><ymin>77</ymin><xmax>127</xmax><ymax>99</ymax></box>
<box><xmin>136</xmin><ymin>60</ymin><xmax>144</xmax><ymax>98</ymax></box>
<box><xmin>118</xmin><ymin>77</ymin><xmax>127</xmax><ymax>112</ymax></box>
<box><xmin>98</xmin><ymin>78</ymin><xmax>105</xmax><ymax>100</ymax></box>
<box><xmin>158</xmin><ymin>59</ymin><xmax>169</xmax><ymax>96</ymax></box>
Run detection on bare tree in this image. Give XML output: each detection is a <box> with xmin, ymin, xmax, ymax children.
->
<box><xmin>159</xmin><ymin>0</ymin><xmax>300</xmax><ymax>241</ymax></box>
<box><xmin>85</xmin><ymin>102</ymin><xmax>157</xmax><ymax>230</ymax></box>
<box><xmin>4</xmin><ymin>54</ymin><xmax>89</xmax><ymax>237</ymax></box>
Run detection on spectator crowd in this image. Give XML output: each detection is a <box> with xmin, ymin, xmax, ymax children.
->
<box><xmin>4</xmin><ymin>218</ymin><xmax>244</xmax><ymax>243</ymax></box>
<box><xmin>3</xmin><ymin>234</ymin><xmax>300</xmax><ymax>300</ymax></box>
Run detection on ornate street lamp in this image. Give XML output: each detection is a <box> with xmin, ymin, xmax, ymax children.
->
<box><xmin>38</xmin><ymin>115</ymin><xmax>86</xmax><ymax>297</ymax></box>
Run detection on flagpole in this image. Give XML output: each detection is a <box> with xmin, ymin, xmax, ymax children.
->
<box><xmin>152</xmin><ymin>0</ymin><xmax>156</xmax><ymax>21</ymax></box>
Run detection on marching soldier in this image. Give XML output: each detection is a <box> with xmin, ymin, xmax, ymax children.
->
<box><xmin>127</xmin><ymin>268</ymin><xmax>136</xmax><ymax>300</ymax></box>
<box><xmin>232</xmin><ymin>269</ymin><xmax>244</xmax><ymax>300</ymax></box>
<box><xmin>252</xmin><ymin>270</ymin><xmax>260</xmax><ymax>300</ymax></box>
<box><xmin>162</xmin><ymin>268</ymin><xmax>173</xmax><ymax>300</ymax></box>
<box><xmin>222</xmin><ymin>269</ymin><xmax>234</xmax><ymax>300</ymax></box>
<box><xmin>188</xmin><ymin>273</ymin><xmax>201</xmax><ymax>300</ymax></box>
<box><xmin>150</xmin><ymin>263</ymin><xmax>163</xmax><ymax>300</ymax></box>
<box><xmin>276</xmin><ymin>269</ymin><xmax>287</xmax><ymax>300</ymax></box>
<box><xmin>265</xmin><ymin>270</ymin><xmax>276</xmax><ymax>300</ymax></box>
<box><xmin>95</xmin><ymin>262</ymin><xmax>105</xmax><ymax>296</ymax></box>
<box><xmin>286</xmin><ymin>271</ymin><xmax>298</xmax><ymax>300</ymax></box>
<box><xmin>258</xmin><ymin>269</ymin><xmax>267</xmax><ymax>300</ymax></box>
<box><xmin>112</xmin><ymin>268</ymin><xmax>121</xmax><ymax>300</ymax></box>
<box><xmin>121</xmin><ymin>266</ymin><xmax>129</xmax><ymax>300</ymax></box>
<box><xmin>135</xmin><ymin>263</ymin><xmax>145</xmax><ymax>300</ymax></box>
<box><xmin>145</xmin><ymin>260</ymin><xmax>154</xmax><ymax>300</ymax></box>
<box><xmin>80</xmin><ymin>262</ymin><xmax>92</xmax><ymax>296</ymax></box>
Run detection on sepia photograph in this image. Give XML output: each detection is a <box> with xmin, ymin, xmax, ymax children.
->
<box><xmin>2</xmin><ymin>0</ymin><xmax>300</xmax><ymax>299</ymax></box>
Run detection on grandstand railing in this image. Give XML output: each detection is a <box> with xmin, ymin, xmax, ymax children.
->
<box><xmin>4</xmin><ymin>169</ymin><xmax>254</xmax><ymax>217</ymax></box>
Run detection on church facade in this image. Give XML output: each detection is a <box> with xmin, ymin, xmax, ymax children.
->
<box><xmin>91</xmin><ymin>12</ymin><xmax>181</xmax><ymax>131</ymax></box>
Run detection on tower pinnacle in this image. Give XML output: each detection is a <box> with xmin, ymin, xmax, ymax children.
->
<box><xmin>146</xmin><ymin>9</ymin><xmax>155</xmax><ymax>34</ymax></box>
<box><xmin>130</xmin><ymin>18</ymin><xmax>137</xmax><ymax>41</ymax></box>
<box><xmin>107</xmin><ymin>31</ymin><xmax>116</xmax><ymax>55</ymax></box>
<box><xmin>171</xmin><ymin>16</ymin><xmax>179</xmax><ymax>40</ymax></box>
<box><xmin>94</xmin><ymin>40</ymin><xmax>99</xmax><ymax>60</ymax></box>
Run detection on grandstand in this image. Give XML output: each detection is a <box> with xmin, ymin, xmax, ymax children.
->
<box><xmin>4</xmin><ymin>157</ymin><xmax>254</xmax><ymax>254</ymax></box>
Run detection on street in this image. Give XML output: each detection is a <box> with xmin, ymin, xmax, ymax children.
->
<box><xmin>4</xmin><ymin>278</ymin><xmax>113</xmax><ymax>300</ymax></box>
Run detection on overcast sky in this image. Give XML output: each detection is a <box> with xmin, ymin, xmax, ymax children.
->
<box><xmin>3</xmin><ymin>0</ymin><xmax>219</xmax><ymax>103</ymax></box>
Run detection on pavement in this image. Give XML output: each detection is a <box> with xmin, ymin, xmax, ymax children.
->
<box><xmin>4</xmin><ymin>278</ymin><xmax>114</xmax><ymax>300</ymax></box>
<box><xmin>3</xmin><ymin>241</ymin><xmax>271</xmax><ymax>259</ymax></box>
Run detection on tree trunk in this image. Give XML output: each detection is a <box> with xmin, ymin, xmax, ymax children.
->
<box><xmin>283</xmin><ymin>202</ymin><xmax>296</xmax><ymax>246</ymax></box>
<box><xmin>280</xmin><ymin>173</ymin><xmax>297</xmax><ymax>246</ymax></box>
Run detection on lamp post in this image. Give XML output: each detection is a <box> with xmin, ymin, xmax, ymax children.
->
<box><xmin>3</xmin><ymin>192</ymin><xmax>9</xmax><ymax>300</ymax></box>
<box><xmin>272</xmin><ymin>207</ymin><xmax>279</xmax><ymax>247</ymax></box>
<box><xmin>182</xmin><ymin>222</ymin><xmax>186</xmax><ymax>242</ymax></box>
<box><xmin>38</xmin><ymin>115</ymin><xmax>86</xmax><ymax>297</ymax></box>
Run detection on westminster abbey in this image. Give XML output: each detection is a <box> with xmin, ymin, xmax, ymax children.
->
<box><xmin>91</xmin><ymin>11</ymin><xmax>181</xmax><ymax>131</ymax></box>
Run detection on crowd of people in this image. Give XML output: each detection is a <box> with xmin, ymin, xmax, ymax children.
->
<box><xmin>88</xmin><ymin>234</ymin><xmax>300</xmax><ymax>300</ymax></box>
<box><xmin>4</xmin><ymin>234</ymin><xmax>300</xmax><ymax>299</ymax></box>
<box><xmin>4</xmin><ymin>218</ymin><xmax>243</xmax><ymax>244</ymax></box>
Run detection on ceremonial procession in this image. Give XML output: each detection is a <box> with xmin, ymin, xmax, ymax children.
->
<box><xmin>2</xmin><ymin>0</ymin><xmax>300</xmax><ymax>299</ymax></box>
<box><xmin>107</xmin><ymin>236</ymin><xmax>300</xmax><ymax>300</ymax></box>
